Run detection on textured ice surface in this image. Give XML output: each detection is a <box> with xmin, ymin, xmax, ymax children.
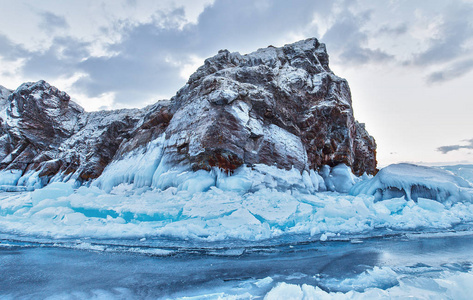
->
<box><xmin>1</xmin><ymin>163</ymin><xmax>473</xmax><ymax>242</ymax></box>
<box><xmin>441</xmin><ymin>164</ymin><xmax>473</xmax><ymax>185</ymax></box>
<box><xmin>1</xmin><ymin>179</ymin><xmax>473</xmax><ymax>241</ymax></box>
<box><xmin>350</xmin><ymin>163</ymin><xmax>473</xmax><ymax>202</ymax></box>
<box><xmin>91</xmin><ymin>132</ymin><xmax>336</xmax><ymax>194</ymax></box>
<box><xmin>261</xmin><ymin>270</ymin><xmax>473</xmax><ymax>300</ymax></box>
<box><xmin>3</xmin><ymin>232</ymin><xmax>473</xmax><ymax>299</ymax></box>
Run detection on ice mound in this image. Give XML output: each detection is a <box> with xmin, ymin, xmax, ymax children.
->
<box><xmin>2</xmin><ymin>162</ymin><xmax>473</xmax><ymax>241</ymax></box>
<box><xmin>441</xmin><ymin>164</ymin><xmax>473</xmax><ymax>185</ymax></box>
<box><xmin>261</xmin><ymin>270</ymin><xmax>473</xmax><ymax>300</ymax></box>
<box><xmin>169</xmin><ymin>267</ymin><xmax>473</xmax><ymax>300</ymax></box>
<box><xmin>2</xmin><ymin>179</ymin><xmax>473</xmax><ymax>241</ymax></box>
<box><xmin>350</xmin><ymin>163</ymin><xmax>473</xmax><ymax>203</ymax></box>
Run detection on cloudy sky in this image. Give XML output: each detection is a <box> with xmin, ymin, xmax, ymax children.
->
<box><xmin>0</xmin><ymin>0</ymin><xmax>472</xmax><ymax>167</ymax></box>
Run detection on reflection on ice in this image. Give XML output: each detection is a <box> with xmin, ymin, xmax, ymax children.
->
<box><xmin>2</xmin><ymin>233</ymin><xmax>473</xmax><ymax>299</ymax></box>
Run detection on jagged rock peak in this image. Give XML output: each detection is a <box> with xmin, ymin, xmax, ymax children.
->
<box><xmin>9</xmin><ymin>80</ymin><xmax>83</xmax><ymax>113</ymax></box>
<box><xmin>0</xmin><ymin>80</ymin><xmax>149</xmax><ymax>184</ymax></box>
<box><xmin>166</xmin><ymin>37</ymin><xmax>377</xmax><ymax>176</ymax></box>
<box><xmin>0</xmin><ymin>37</ymin><xmax>377</xmax><ymax>190</ymax></box>
<box><xmin>188</xmin><ymin>38</ymin><xmax>330</xmax><ymax>84</ymax></box>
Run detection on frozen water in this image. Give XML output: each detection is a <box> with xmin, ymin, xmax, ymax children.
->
<box><xmin>1</xmin><ymin>172</ymin><xmax>473</xmax><ymax>241</ymax></box>
<box><xmin>350</xmin><ymin>163</ymin><xmax>473</xmax><ymax>202</ymax></box>
<box><xmin>1</xmin><ymin>162</ymin><xmax>473</xmax><ymax>241</ymax></box>
<box><xmin>0</xmin><ymin>169</ymin><xmax>22</xmax><ymax>186</ymax></box>
<box><xmin>441</xmin><ymin>164</ymin><xmax>473</xmax><ymax>185</ymax></box>
<box><xmin>322</xmin><ymin>163</ymin><xmax>360</xmax><ymax>193</ymax></box>
<box><xmin>1</xmin><ymin>162</ymin><xmax>473</xmax><ymax>299</ymax></box>
<box><xmin>2</xmin><ymin>232</ymin><xmax>473</xmax><ymax>299</ymax></box>
<box><xmin>261</xmin><ymin>270</ymin><xmax>473</xmax><ymax>300</ymax></box>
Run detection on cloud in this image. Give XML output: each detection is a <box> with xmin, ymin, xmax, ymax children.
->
<box><xmin>437</xmin><ymin>139</ymin><xmax>473</xmax><ymax>154</ymax></box>
<box><xmin>427</xmin><ymin>59</ymin><xmax>473</xmax><ymax>83</ymax></box>
<box><xmin>22</xmin><ymin>36</ymin><xmax>90</xmax><ymax>78</ymax></box>
<box><xmin>0</xmin><ymin>34</ymin><xmax>29</xmax><ymax>61</ymax></box>
<box><xmin>0</xmin><ymin>0</ymin><xmax>417</xmax><ymax>109</ymax></box>
<box><xmin>377</xmin><ymin>23</ymin><xmax>408</xmax><ymax>36</ymax></box>
<box><xmin>411</xmin><ymin>1</ymin><xmax>473</xmax><ymax>67</ymax></box>
<box><xmin>321</xmin><ymin>7</ymin><xmax>393</xmax><ymax>65</ymax></box>
<box><xmin>2</xmin><ymin>0</ymin><xmax>472</xmax><ymax>110</ymax></box>
<box><xmin>67</xmin><ymin>0</ymin><xmax>328</xmax><ymax>106</ymax></box>
<box><xmin>39</xmin><ymin>11</ymin><xmax>69</xmax><ymax>31</ymax></box>
<box><xmin>191</xmin><ymin>0</ymin><xmax>322</xmax><ymax>54</ymax></box>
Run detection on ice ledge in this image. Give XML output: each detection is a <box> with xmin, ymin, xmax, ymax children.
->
<box><xmin>350</xmin><ymin>163</ymin><xmax>473</xmax><ymax>203</ymax></box>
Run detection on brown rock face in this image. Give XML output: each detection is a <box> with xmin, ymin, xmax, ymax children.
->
<box><xmin>153</xmin><ymin>38</ymin><xmax>376</xmax><ymax>176</ymax></box>
<box><xmin>0</xmin><ymin>81</ymin><xmax>148</xmax><ymax>185</ymax></box>
<box><xmin>0</xmin><ymin>38</ymin><xmax>376</xmax><ymax>188</ymax></box>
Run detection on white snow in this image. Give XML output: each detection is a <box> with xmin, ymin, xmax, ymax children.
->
<box><xmin>264</xmin><ymin>282</ymin><xmax>304</xmax><ymax>300</ymax></box>
<box><xmin>172</xmin><ymin>268</ymin><xmax>473</xmax><ymax>299</ymax></box>
<box><xmin>323</xmin><ymin>164</ymin><xmax>360</xmax><ymax>193</ymax></box>
<box><xmin>350</xmin><ymin>163</ymin><xmax>473</xmax><ymax>203</ymax></box>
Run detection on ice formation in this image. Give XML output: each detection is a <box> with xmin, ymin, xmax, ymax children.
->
<box><xmin>0</xmin><ymin>163</ymin><xmax>472</xmax><ymax>242</ymax></box>
<box><xmin>350</xmin><ymin>163</ymin><xmax>473</xmax><ymax>203</ymax></box>
<box><xmin>259</xmin><ymin>270</ymin><xmax>473</xmax><ymax>300</ymax></box>
<box><xmin>0</xmin><ymin>95</ymin><xmax>472</xmax><ymax>242</ymax></box>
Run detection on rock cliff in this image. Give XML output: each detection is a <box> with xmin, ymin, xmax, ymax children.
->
<box><xmin>0</xmin><ymin>38</ymin><xmax>376</xmax><ymax>189</ymax></box>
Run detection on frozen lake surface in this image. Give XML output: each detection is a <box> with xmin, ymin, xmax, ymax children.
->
<box><xmin>2</xmin><ymin>231</ymin><xmax>473</xmax><ymax>299</ymax></box>
<box><xmin>2</xmin><ymin>164</ymin><xmax>473</xmax><ymax>298</ymax></box>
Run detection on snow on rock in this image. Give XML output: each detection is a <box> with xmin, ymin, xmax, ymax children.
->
<box><xmin>0</xmin><ymin>80</ymin><xmax>166</xmax><ymax>188</ymax></box>
<box><xmin>163</xmin><ymin>37</ymin><xmax>376</xmax><ymax>176</ymax></box>
<box><xmin>350</xmin><ymin>163</ymin><xmax>473</xmax><ymax>203</ymax></box>
<box><xmin>0</xmin><ymin>37</ymin><xmax>376</xmax><ymax>191</ymax></box>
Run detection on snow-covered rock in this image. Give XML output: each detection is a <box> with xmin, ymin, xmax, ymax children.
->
<box><xmin>0</xmin><ymin>38</ymin><xmax>377</xmax><ymax>190</ymax></box>
<box><xmin>0</xmin><ymin>80</ymin><xmax>154</xmax><ymax>187</ymax></box>
<box><xmin>350</xmin><ymin>163</ymin><xmax>473</xmax><ymax>202</ymax></box>
<box><xmin>160</xmin><ymin>38</ymin><xmax>376</xmax><ymax>176</ymax></box>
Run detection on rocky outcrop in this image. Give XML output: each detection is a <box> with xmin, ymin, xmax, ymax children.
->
<box><xmin>150</xmin><ymin>38</ymin><xmax>377</xmax><ymax>175</ymax></box>
<box><xmin>0</xmin><ymin>81</ymin><xmax>149</xmax><ymax>186</ymax></box>
<box><xmin>0</xmin><ymin>38</ymin><xmax>376</xmax><ymax>188</ymax></box>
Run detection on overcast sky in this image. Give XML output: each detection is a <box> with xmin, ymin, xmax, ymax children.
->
<box><xmin>0</xmin><ymin>0</ymin><xmax>472</xmax><ymax>167</ymax></box>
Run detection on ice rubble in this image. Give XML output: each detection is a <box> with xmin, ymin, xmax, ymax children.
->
<box><xmin>1</xmin><ymin>166</ymin><xmax>473</xmax><ymax>241</ymax></box>
<box><xmin>350</xmin><ymin>163</ymin><xmax>473</xmax><ymax>203</ymax></box>
<box><xmin>1</xmin><ymin>139</ymin><xmax>473</xmax><ymax>241</ymax></box>
<box><xmin>260</xmin><ymin>269</ymin><xmax>473</xmax><ymax>300</ymax></box>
